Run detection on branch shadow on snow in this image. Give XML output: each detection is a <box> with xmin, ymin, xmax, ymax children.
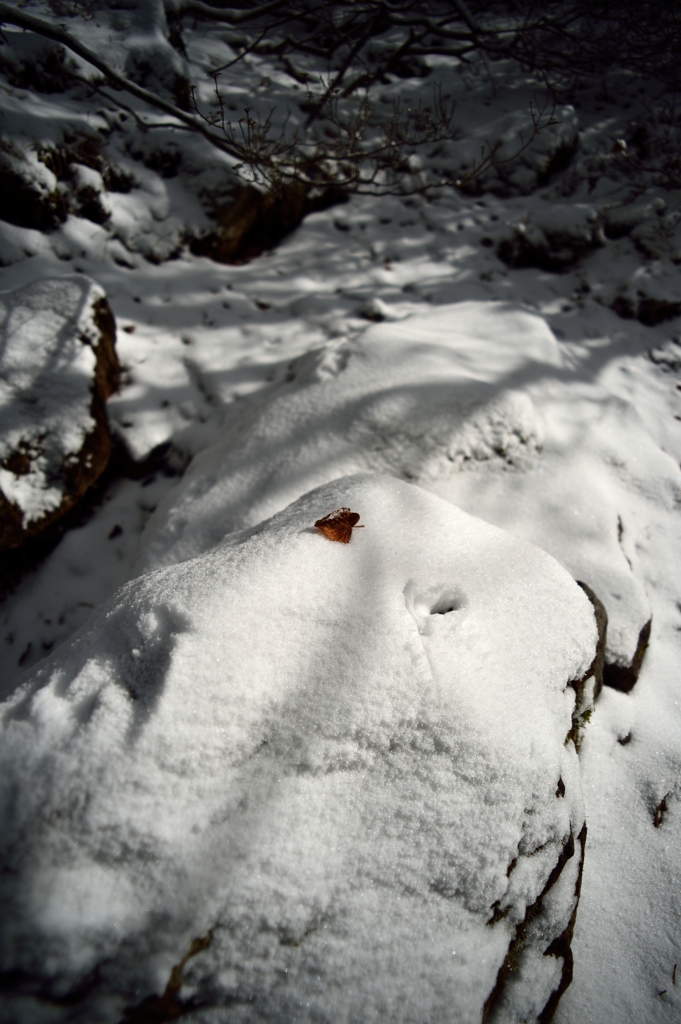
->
<box><xmin>131</xmin><ymin>313</ymin><xmax>657</xmax><ymax>696</ymax></box>
<box><xmin>146</xmin><ymin>342</ymin><xmax>619</xmax><ymax>559</ymax></box>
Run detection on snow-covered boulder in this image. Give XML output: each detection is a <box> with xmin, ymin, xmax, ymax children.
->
<box><xmin>0</xmin><ymin>140</ymin><xmax>67</xmax><ymax>232</ymax></box>
<box><xmin>497</xmin><ymin>206</ymin><xmax>604</xmax><ymax>272</ymax></box>
<box><xmin>0</xmin><ymin>476</ymin><xmax>598</xmax><ymax>1024</ymax></box>
<box><xmin>0</xmin><ymin>276</ymin><xmax>119</xmax><ymax>552</ymax></box>
<box><xmin>602</xmin><ymin>202</ymin><xmax>654</xmax><ymax>240</ymax></box>
<box><xmin>138</xmin><ymin>301</ymin><xmax>651</xmax><ymax>678</ymax></box>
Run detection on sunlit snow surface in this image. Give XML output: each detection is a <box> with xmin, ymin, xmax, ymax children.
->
<box><xmin>1</xmin><ymin>5</ymin><xmax>681</xmax><ymax>1022</ymax></box>
<box><xmin>0</xmin><ymin>476</ymin><xmax>596</xmax><ymax>1023</ymax></box>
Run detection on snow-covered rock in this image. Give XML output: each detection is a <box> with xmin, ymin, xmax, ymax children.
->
<box><xmin>497</xmin><ymin>206</ymin><xmax>604</xmax><ymax>272</ymax></box>
<box><xmin>602</xmin><ymin>203</ymin><xmax>654</xmax><ymax>240</ymax></box>
<box><xmin>69</xmin><ymin>164</ymin><xmax>112</xmax><ymax>225</ymax></box>
<box><xmin>190</xmin><ymin>182</ymin><xmax>314</xmax><ymax>265</ymax></box>
<box><xmin>137</xmin><ymin>301</ymin><xmax>651</xmax><ymax>675</ymax></box>
<box><xmin>0</xmin><ymin>276</ymin><xmax>119</xmax><ymax>551</ymax></box>
<box><xmin>0</xmin><ymin>475</ymin><xmax>598</xmax><ymax>1024</ymax></box>
<box><xmin>0</xmin><ymin>139</ymin><xmax>67</xmax><ymax>233</ymax></box>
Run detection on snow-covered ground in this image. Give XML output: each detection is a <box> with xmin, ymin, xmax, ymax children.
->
<box><xmin>1</xmin><ymin>3</ymin><xmax>681</xmax><ymax>1022</ymax></box>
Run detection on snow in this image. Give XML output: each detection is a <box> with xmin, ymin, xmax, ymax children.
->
<box><xmin>0</xmin><ymin>276</ymin><xmax>104</xmax><ymax>526</ymax></box>
<box><xmin>135</xmin><ymin>299</ymin><xmax>658</xmax><ymax>670</ymax></box>
<box><xmin>1</xmin><ymin>4</ymin><xmax>681</xmax><ymax>1021</ymax></box>
<box><xmin>134</xmin><ymin>300</ymin><xmax>561</xmax><ymax>575</ymax></box>
<box><xmin>0</xmin><ymin>475</ymin><xmax>596</xmax><ymax>1023</ymax></box>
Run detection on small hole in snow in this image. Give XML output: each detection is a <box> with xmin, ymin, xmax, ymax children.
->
<box><xmin>430</xmin><ymin>596</ymin><xmax>461</xmax><ymax>615</ymax></box>
<box><xmin>404</xmin><ymin>582</ymin><xmax>466</xmax><ymax>635</ymax></box>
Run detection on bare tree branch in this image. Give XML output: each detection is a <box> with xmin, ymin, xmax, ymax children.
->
<box><xmin>3</xmin><ymin>0</ymin><xmax>678</xmax><ymax>203</ymax></box>
<box><xmin>0</xmin><ymin>2</ymin><xmax>247</xmax><ymax>161</ymax></box>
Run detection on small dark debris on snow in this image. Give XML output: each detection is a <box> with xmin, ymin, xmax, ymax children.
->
<box><xmin>653</xmin><ymin>794</ymin><xmax>670</xmax><ymax>828</ymax></box>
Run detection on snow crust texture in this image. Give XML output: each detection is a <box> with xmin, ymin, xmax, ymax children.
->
<box><xmin>0</xmin><ymin>476</ymin><xmax>597</xmax><ymax>1024</ymax></box>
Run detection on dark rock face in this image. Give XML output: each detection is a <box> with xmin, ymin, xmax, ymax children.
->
<box><xmin>483</xmin><ymin>824</ymin><xmax>588</xmax><ymax>1024</ymax></box>
<box><xmin>575</xmin><ymin>581</ymin><xmax>649</xmax><ymax>696</ymax></box>
<box><xmin>603</xmin><ymin>618</ymin><xmax>652</xmax><ymax>693</ymax></box>
<box><xmin>190</xmin><ymin>182</ymin><xmax>309</xmax><ymax>264</ymax></box>
<box><xmin>0</xmin><ymin>276</ymin><xmax>119</xmax><ymax>554</ymax></box>
<box><xmin>190</xmin><ymin>183</ymin><xmax>347</xmax><ymax>264</ymax></box>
